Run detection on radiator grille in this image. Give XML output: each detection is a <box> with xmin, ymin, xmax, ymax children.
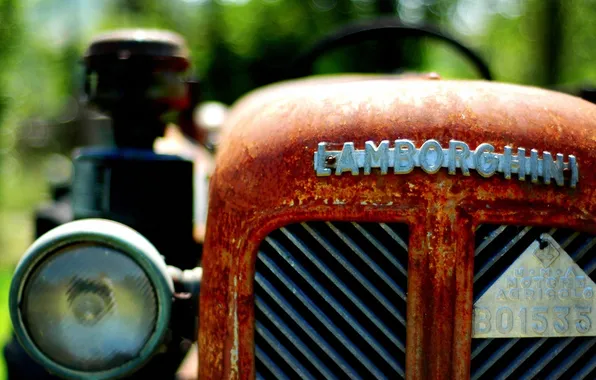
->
<box><xmin>254</xmin><ymin>222</ymin><xmax>409</xmax><ymax>380</ymax></box>
<box><xmin>472</xmin><ymin>225</ymin><xmax>596</xmax><ymax>380</ymax></box>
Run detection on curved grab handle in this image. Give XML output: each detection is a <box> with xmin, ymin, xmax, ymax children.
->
<box><xmin>288</xmin><ymin>18</ymin><xmax>492</xmax><ymax>80</ymax></box>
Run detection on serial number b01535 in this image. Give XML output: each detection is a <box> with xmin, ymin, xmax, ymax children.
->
<box><xmin>473</xmin><ymin>234</ymin><xmax>596</xmax><ymax>338</ymax></box>
<box><xmin>474</xmin><ymin>305</ymin><xmax>593</xmax><ymax>336</ymax></box>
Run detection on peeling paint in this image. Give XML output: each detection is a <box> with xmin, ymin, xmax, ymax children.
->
<box><xmin>230</xmin><ymin>276</ymin><xmax>239</xmax><ymax>376</ymax></box>
<box><xmin>199</xmin><ymin>76</ymin><xmax>596</xmax><ymax>380</ymax></box>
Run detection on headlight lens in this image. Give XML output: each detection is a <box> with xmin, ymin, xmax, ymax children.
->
<box><xmin>22</xmin><ymin>244</ymin><xmax>157</xmax><ymax>371</ymax></box>
<box><xmin>10</xmin><ymin>219</ymin><xmax>173</xmax><ymax>379</ymax></box>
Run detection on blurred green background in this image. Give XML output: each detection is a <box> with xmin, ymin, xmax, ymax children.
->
<box><xmin>1</xmin><ymin>0</ymin><xmax>596</xmax><ymax>377</ymax></box>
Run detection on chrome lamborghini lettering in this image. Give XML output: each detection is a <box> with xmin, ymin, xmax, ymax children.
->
<box><xmin>314</xmin><ymin>139</ymin><xmax>579</xmax><ymax>188</ymax></box>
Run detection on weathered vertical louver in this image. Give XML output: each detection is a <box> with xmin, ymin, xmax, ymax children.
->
<box><xmin>472</xmin><ymin>225</ymin><xmax>596</xmax><ymax>380</ymax></box>
<box><xmin>254</xmin><ymin>222</ymin><xmax>409</xmax><ymax>379</ymax></box>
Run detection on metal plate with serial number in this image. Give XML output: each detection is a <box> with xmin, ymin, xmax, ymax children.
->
<box><xmin>473</xmin><ymin>234</ymin><xmax>596</xmax><ymax>338</ymax></box>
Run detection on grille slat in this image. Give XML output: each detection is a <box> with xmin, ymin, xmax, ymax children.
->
<box><xmin>326</xmin><ymin>222</ymin><xmax>407</xmax><ymax>301</ymax></box>
<box><xmin>573</xmin><ymin>237</ymin><xmax>596</xmax><ymax>262</ymax></box>
<box><xmin>496</xmin><ymin>338</ymin><xmax>547</xmax><ymax>379</ymax></box>
<box><xmin>475</xmin><ymin>225</ymin><xmax>507</xmax><ymax>257</ymax></box>
<box><xmin>271</xmin><ymin>232</ymin><xmax>404</xmax><ymax>352</ymax></box>
<box><xmin>560</xmin><ymin>231</ymin><xmax>581</xmax><ymax>249</ymax></box>
<box><xmin>474</xmin><ymin>226</ymin><xmax>533</xmax><ymax>282</ymax></box>
<box><xmin>472</xmin><ymin>225</ymin><xmax>596</xmax><ymax>379</ymax></box>
<box><xmin>584</xmin><ymin>256</ymin><xmax>596</xmax><ymax>275</ymax></box>
<box><xmin>255</xmin><ymin>345</ymin><xmax>291</xmax><ymax>380</ymax></box>
<box><xmin>256</xmin><ymin>322</ymin><xmax>316</xmax><ymax>379</ymax></box>
<box><xmin>255</xmin><ymin>273</ymin><xmax>358</xmax><ymax>377</ymax></box>
<box><xmin>257</xmin><ymin>253</ymin><xmax>387</xmax><ymax>379</ymax></box>
<box><xmin>544</xmin><ymin>338</ymin><xmax>596</xmax><ymax>380</ymax></box>
<box><xmin>379</xmin><ymin>223</ymin><xmax>408</xmax><ymax>252</ymax></box>
<box><xmin>519</xmin><ymin>337</ymin><xmax>574</xmax><ymax>380</ymax></box>
<box><xmin>255</xmin><ymin>222</ymin><xmax>408</xmax><ymax>379</ymax></box>
<box><xmin>352</xmin><ymin>222</ymin><xmax>407</xmax><ymax>277</ymax></box>
<box><xmin>573</xmin><ymin>355</ymin><xmax>596</xmax><ymax>380</ymax></box>
<box><xmin>256</xmin><ymin>298</ymin><xmax>337</xmax><ymax>379</ymax></box>
<box><xmin>265</xmin><ymin>235</ymin><xmax>404</xmax><ymax>367</ymax></box>
<box><xmin>472</xmin><ymin>339</ymin><xmax>519</xmax><ymax>380</ymax></box>
<box><xmin>470</xmin><ymin>338</ymin><xmax>491</xmax><ymax>360</ymax></box>
<box><xmin>302</xmin><ymin>223</ymin><xmax>405</xmax><ymax>323</ymax></box>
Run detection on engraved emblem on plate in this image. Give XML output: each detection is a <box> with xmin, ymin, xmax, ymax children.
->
<box><xmin>473</xmin><ymin>234</ymin><xmax>596</xmax><ymax>338</ymax></box>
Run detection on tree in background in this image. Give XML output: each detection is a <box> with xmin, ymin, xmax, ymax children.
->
<box><xmin>1</xmin><ymin>0</ymin><xmax>596</xmax><ymax>266</ymax></box>
<box><xmin>1</xmin><ymin>1</ymin><xmax>596</xmax><ymax>377</ymax></box>
<box><xmin>0</xmin><ymin>0</ymin><xmax>20</xmax><ymax>184</ymax></box>
<box><xmin>0</xmin><ymin>0</ymin><xmax>19</xmax><ymax>128</ymax></box>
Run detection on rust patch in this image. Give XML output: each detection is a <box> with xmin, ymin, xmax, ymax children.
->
<box><xmin>199</xmin><ymin>76</ymin><xmax>596</xmax><ymax>379</ymax></box>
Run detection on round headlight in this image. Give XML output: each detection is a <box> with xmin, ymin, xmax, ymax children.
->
<box><xmin>9</xmin><ymin>219</ymin><xmax>173</xmax><ymax>379</ymax></box>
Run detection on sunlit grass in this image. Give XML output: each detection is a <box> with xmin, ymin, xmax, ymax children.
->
<box><xmin>0</xmin><ymin>212</ymin><xmax>30</xmax><ymax>378</ymax></box>
<box><xmin>0</xmin><ymin>162</ymin><xmax>48</xmax><ymax>378</ymax></box>
<box><xmin>0</xmin><ymin>269</ymin><xmax>12</xmax><ymax>379</ymax></box>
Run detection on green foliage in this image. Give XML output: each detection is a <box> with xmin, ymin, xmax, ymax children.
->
<box><xmin>559</xmin><ymin>0</ymin><xmax>596</xmax><ymax>85</ymax></box>
<box><xmin>0</xmin><ymin>1</ymin><xmax>596</xmax><ymax>375</ymax></box>
<box><xmin>0</xmin><ymin>269</ymin><xmax>12</xmax><ymax>379</ymax></box>
<box><xmin>0</xmin><ymin>0</ymin><xmax>20</xmax><ymax>123</ymax></box>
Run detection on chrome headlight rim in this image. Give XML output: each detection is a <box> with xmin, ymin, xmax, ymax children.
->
<box><xmin>9</xmin><ymin>218</ymin><xmax>174</xmax><ymax>380</ymax></box>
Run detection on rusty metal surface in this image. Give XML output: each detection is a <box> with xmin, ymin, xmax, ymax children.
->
<box><xmin>199</xmin><ymin>76</ymin><xmax>596</xmax><ymax>380</ymax></box>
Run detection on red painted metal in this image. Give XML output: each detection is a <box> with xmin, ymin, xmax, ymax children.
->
<box><xmin>199</xmin><ymin>76</ymin><xmax>596</xmax><ymax>379</ymax></box>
